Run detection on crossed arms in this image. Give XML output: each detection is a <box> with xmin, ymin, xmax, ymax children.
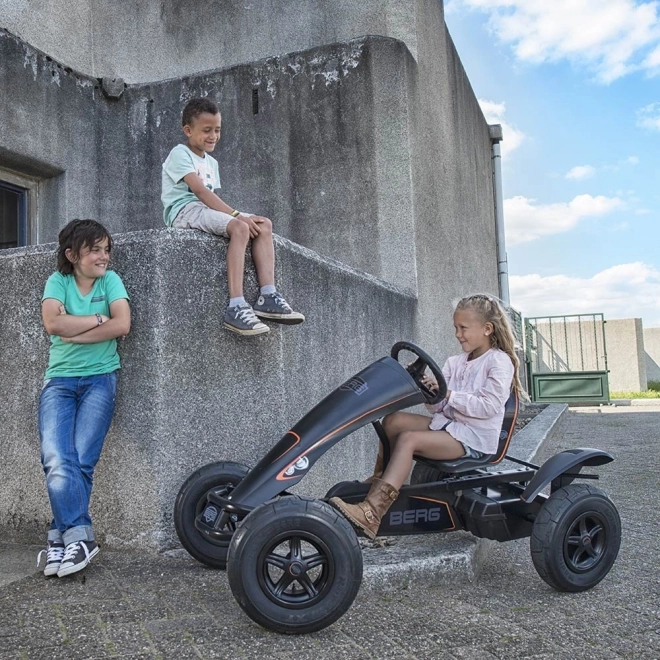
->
<box><xmin>42</xmin><ymin>298</ymin><xmax>131</xmax><ymax>344</ymax></box>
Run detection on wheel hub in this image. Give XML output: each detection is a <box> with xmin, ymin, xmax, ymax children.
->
<box><xmin>258</xmin><ymin>532</ymin><xmax>334</xmax><ymax>609</ymax></box>
<box><xmin>288</xmin><ymin>561</ymin><xmax>304</xmax><ymax>576</ymax></box>
<box><xmin>564</xmin><ymin>512</ymin><xmax>605</xmax><ymax>572</ymax></box>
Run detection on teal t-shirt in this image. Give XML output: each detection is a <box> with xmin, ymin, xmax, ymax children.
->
<box><xmin>161</xmin><ymin>144</ymin><xmax>222</xmax><ymax>226</ymax></box>
<box><xmin>42</xmin><ymin>270</ymin><xmax>129</xmax><ymax>379</ymax></box>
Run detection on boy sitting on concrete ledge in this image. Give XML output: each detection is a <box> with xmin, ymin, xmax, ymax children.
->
<box><xmin>161</xmin><ymin>97</ymin><xmax>304</xmax><ymax>336</ymax></box>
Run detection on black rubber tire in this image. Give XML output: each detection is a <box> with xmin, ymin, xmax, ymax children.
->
<box><xmin>174</xmin><ymin>461</ymin><xmax>250</xmax><ymax>569</ymax></box>
<box><xmin>530</xmin><ymin>484</ymin><xmax>621</xmax><ymax>592</ymax></box>
<box><xmin>227</xmin><ymin>496</ymin><xmax>363</xmax><ymax>634</ymax></box>
<box><xmin>410</xmin><ymin>461</ymin><xmax>448</xmax><ymax>485</ymax></box>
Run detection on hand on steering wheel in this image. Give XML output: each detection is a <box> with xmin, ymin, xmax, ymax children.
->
<box><xmin>392</xmin><ymin>342</ymin><xmax>448</xmax><ymax>405</ymax></box>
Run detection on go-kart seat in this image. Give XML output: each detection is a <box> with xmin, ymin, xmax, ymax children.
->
<box><xmin>414</xmin><ymin>390</ymin><xmax>519</xmax><ymax>475</ymax></box>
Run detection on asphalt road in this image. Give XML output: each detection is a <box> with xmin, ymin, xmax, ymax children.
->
<box><xmin>0</xmin><ymin>405</ymin><xmax>658</xmax><ymax>659</ymax></box>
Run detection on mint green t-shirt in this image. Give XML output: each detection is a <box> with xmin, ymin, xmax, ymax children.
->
<box><xmin>42</xmin><ymin>270</ymin><xmax>129</xmax><ymax>379</ymax></box>
<box><xmin>161</xmin><ymin>144</ymin><xmax>222</xmax><ymax>226</ymax></box>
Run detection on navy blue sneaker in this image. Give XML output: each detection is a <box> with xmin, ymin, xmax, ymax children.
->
<box><xmin>37</xmin><ymin>541</ymin><xmax>65</xmax><ymax>577</ymax></box>
<box><xmin>223</xmin><ymin>302</ymin><xmax>270</xmax><ymax>336</ymax></box>
<box><xmin>253</xmin><ymin>292</ymin><xmax>305</xmax><ymax>325</ymax></box>
<box><xmin>57</xmin><ymin>540</ymin><xmax>99</xmax><ymax>577</ymax></box>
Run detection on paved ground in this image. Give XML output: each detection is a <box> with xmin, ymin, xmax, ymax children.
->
<box><xmin>1</xmin><ymin>405</ymin><xmax>659</xmax><ymax>659</ymax></box>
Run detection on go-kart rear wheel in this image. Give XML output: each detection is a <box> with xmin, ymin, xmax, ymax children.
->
<box><xmin>410</xmin><ymin>461</ymin><xmax>448</xmax><ymax>485</ymax></box>
<box><xmin>530</xmin><ymin>484</ymin><xmax>621</xmax><ymax>592</ymax></box>
<box><xmin>227</xmin><ymin>496</ymin><xmax>363</xmax><ymax>634</ymax></box>
<box><xmin>174</xmin><ymin>461</ymin><xmax>250</xmax><ymax>569</ymax></box>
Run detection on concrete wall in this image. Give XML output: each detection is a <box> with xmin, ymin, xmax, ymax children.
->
<box><xmin>0</xmin><ymin>2</ymin><xmax>504</xmax><ymax>547</ymax></box>
<box><xmin>0</xmin><ymin>30</ymin><xmax>100</xmax><ymax>243</ymax></box>
<box><xmin>1</xmin><ymin>0</ymin><xmax>421</xmax><ymax>83</ymax></box>
<box><xmin>643</xmin><ymin>327</ymin><xmax>660</xmax><ymax>383</ymax></box>
<box><xmin>0</xmin><ymin>24</ymin><xmax>499</xmax><ymax>341</ymax></box>
<box><xmin>0</xmin><ymin>32</ymin><xmax>422</xmax><ymax>295</ymax></box>
<box><xmin>0</xmin><ymin>230</ymin><xmax>416</xmax><ymax>549</ymax></box>
<box><xmin>409</xmin><ymin>16</ymin><xmax>499</xmax><ymax>352</ymax></box>
<box><xmin>0</xmin><ymin>0</ymin><xmax>93</xmax><ymax>76</ymax></box>
<box><xmin>605</xmin><ymin>318</ymin><xmax>647</xmax><ymax>392</ymax></box>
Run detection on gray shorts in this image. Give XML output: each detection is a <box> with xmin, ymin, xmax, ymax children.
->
<box><xmin>173</xmin><ymin>202</ymin><xmax>236</xmax><ymax>238</ymax></box>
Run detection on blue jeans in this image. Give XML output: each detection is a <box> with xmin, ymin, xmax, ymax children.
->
<box><xmin>38</xmin><ymin>372</ymin><xmax>118</xmax><ymax>546</ymax></box>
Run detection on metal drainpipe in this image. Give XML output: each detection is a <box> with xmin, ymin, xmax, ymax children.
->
<box><xmin>489</xmin><ymin>124</ymin><xmax>510</xmax><ymax>306</ymax></box>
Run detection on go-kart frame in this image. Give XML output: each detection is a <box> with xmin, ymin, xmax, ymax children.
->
<box><xmin>174</xmin><ymin>342</ymin><xmax>621</xmax><ymax>634</ymax></box>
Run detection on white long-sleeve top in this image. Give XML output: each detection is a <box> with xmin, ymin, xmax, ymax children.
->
<box><xmin>426</xmin><ymin>348</ymin><xmax>515</xmax><ymax>454</ymax></box>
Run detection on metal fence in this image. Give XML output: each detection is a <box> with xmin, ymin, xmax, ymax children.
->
<box><xmin>524</xmin><ymin>314</ymin><xmax>609</xmax><ymax>403</ymax></box>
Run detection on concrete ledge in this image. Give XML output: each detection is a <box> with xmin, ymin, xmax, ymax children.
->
<box><xmin>361</xmin><ymin>403</ymin><xmax>569</xmax><ymax>590</ymax></box>
<box><xmin>0</xmin><ymin>229</ymin><xmax>416</xmax><ymax>549</ymax></box>
<box><xmin>608</xmin><ymin>399</ymin><xmax>660</xmax><ymax>406</ymax></box>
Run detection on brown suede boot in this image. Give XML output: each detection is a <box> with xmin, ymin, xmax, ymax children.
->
<box><xmin>330</xmin><ymin>478</ymin><xmax>399</xmax><ymax>540</ymax></box>
<box><xmin>363</xmin><ymin>445</ymin><xmax>384</xmax><ymax>484</ymax></box>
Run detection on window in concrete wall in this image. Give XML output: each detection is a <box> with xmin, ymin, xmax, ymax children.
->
<box><xmin>0</xmin><ymin>169</ymin><xmax>38</xmax><ymax>248</ymax></box>
<box><xmin>0</xmin><ymin>182</ymin><xmax>27</xmax><ymax>249</ymax></box>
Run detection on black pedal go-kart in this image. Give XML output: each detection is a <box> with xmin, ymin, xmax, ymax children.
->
<box><xmin>174</xmin><ymin>342</ymin><xmax>621</xmax><ymax>634</ymax></box>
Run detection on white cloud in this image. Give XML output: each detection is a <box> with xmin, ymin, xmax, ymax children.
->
<box><xmin>565</xmin><ymin>165</ymin><xmax>596</xmax><ymax>180</ymax></box>
<box><xmin>637</xmin><ymin>102</ymin><xmax>660</xmax><ymax>130</ymax></box>
<box><xmin>510</xmin><ymin>262</ymin><xmax>660</xmax><ymax>325</ymax></box>
<box><xmin>504</xmin><ymin>194</ymin><xmax>623</xmax><ymax>245</ymax></box>
<box><xmin>478</xmin><ymin>98</ymin><xmax>525</xmax><ymax>158</ymax></box>
<box><xmin>454</xmin><ymin>1</ymin><xmax>660</xmax><ymax>83</ymax></box>
<box><xmin>643</xmin><ymin>43</ymin><xmax>660</xmax><ymax>69</ymax></box>
<box><xmin>625</xmin><ymin>155</ymin><xmax>640</xmax><ymax>164</ymax></box>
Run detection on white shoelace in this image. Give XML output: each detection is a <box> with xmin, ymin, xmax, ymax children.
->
<box><xmin>36</xmin><ymin>545</ymin><xmax>64</xmax><ymax>568</ymax></box>
<box><xmin>61</xmin><ymin>542</ymin><xmax>90</xmax><ymax>563</ymax></box>
<box><xmin>235</xmin><ymin>305</ymin><xmax>261</xmax><ymax>325</ymax></box>
<box><xmin>272</xmin><ymin>293</ymin><xmax>292</xmax><ymax>312</ymax></box>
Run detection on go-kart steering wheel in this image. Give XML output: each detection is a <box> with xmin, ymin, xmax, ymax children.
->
<box><xmin>391</xmin><ymin>341</ymin><xmax>448</xmax><ymax>405</ymax></box>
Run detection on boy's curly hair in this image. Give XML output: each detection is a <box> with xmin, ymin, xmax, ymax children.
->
<box><xmin>57</xmin><ymin>219</ymin><xmax>112</xmax><ymax>275</ymax></box>
<box><xmin>182</xmin><ymin>97</ymin><xmax>220</xmax><ymax>126</ymax></box>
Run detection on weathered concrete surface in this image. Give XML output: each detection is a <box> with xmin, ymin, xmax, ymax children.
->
<box><xmin>605</xmin><ymin>318</ymin><xmax>647</xmax><ymax>392</ymax></box>
<box><xmin>0</xmin><ymin>0</ymin><xmax>94</xmax><ymax>77</ymax></box>
<box><xmin>0</xmin><ymin>29</ymin><xmax>97</xmax><ymax>242</ymax></box>
<box><xmin>643</xmin><ymin>326</ymin><xmax>660</xmax><ymax>383</ymax></box>
<box><xmin>0</xmin><ymin>30</ymin><xmax>496</xmax><ymax>305</ymax></box>
<box><xmin>0</xmin><ymin>229</ymin><xmax>415</xmax><ymax>549</ymax></box>
<box><xmin>2</xmin><ymin>405</ymin><xmax>655</xmax><ymax>659</ymax></box>
<box><xmin>409</xmin><ymin>17</ymin><xmax>499</xmax><ymax>353</ymax></box>
<box><xmin>0</xmin><ymin>0</ymin><xmax>426</xmax><ymax>83</ymax></box>
<box><xmin>1</xmin><ymin>24</ymin><xmax>499</xmax><ymax>364</ymax></box>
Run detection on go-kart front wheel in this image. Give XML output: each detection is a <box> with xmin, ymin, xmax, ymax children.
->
<box><xmin>530</xmin><ymin>484</ymin><xmax>621</xmax><ymax>592</ymax></box>
<box><xmin>174</xmin><ymin>461</ymin><xmax>250</xmax><ymax>569</ymax></box>
<box><xmin>227</xmin><ymin>496</ymin><xmax>363</xmax><ymax>634</ymax></box>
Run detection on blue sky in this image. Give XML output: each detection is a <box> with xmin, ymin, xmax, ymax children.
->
<box><xmin>444</xmin><ymin>0</ymin><xmax>660</xmax><ymax>326</ymax></box>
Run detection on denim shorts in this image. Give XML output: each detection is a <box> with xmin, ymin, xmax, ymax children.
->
<box><xmin>437</xmin><ymin>420</ymin><xmax>485</xmax><ymax>459</ymax></box>
<box><xmin>460</xmin><ymin>442</ymin><xmax>485</xmax><ymax>459</ymax></box>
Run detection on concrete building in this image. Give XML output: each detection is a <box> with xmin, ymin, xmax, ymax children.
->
<box><xmin>0</xmin><ymin>1</ymin><xmax>507</xmax><ymax>549</ymax></box>
<box><xmin>643</xmin><ymin>327</ymin><xmax>660</xmax><ymax>384</ymax></box>
<box><xmin>604</xmin><ymin>318</ymin><xmax>647</xmax><ymax>393</ymax></box>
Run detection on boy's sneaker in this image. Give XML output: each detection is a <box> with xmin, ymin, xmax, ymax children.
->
<box><xmin>223</xmin><ymin>302</ymin><xmax>270</xmax><ymax>336</ymax></box>
<box><xmin>36</xmin><ymin>541</ymin><xmax>65</xmax><ymax>577</ymax></box>
<box><xmin>57</xmin><ymin>540</ymin><xmax>100</xmax><ymax>577</ymax></box>
<box><xmin>253</xmin><ymin>292</ymin><xmax>305</xmax><ymax>325</ymax></box>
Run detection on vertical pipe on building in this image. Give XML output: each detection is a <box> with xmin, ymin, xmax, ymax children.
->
<box><xmin>489</xmin><ymin>124</ymin><xmax>509</xmax><ymax>306</ymax></box>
